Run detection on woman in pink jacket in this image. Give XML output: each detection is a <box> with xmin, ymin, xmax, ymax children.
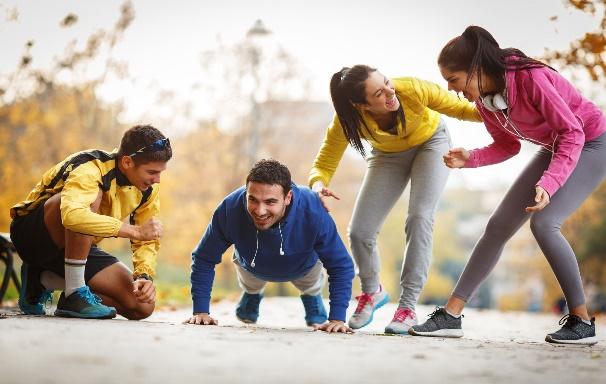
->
<box><xmin>409</xmin><ymin>26</ymin><xmax>606</xmax><ymax>345</ymax></box>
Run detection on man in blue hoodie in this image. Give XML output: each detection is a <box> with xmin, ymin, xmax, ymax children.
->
<box><xmin>185</xmin><ymin>159</ymin><xmax>355</xmax><ymax>333</ymax></box>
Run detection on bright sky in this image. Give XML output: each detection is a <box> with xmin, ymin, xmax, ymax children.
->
<box><xmin>1</xmin><ymin>0</ymin><xmax>602</xmax><ymax>189</ymax></box>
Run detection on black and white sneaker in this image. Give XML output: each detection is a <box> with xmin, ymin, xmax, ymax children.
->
<box><xmin>545</xmin><ymin>314</ymin><xmax>598</xmax><ymax>346</ymax></box>
<box><xmin>408</xmin><ymin>307</ymin><xmax>463</xmax><ymax>338</ymax></box>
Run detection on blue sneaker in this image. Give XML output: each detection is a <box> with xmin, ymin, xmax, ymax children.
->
<box><xmin>236</xmin><ymin>292</ymin><xmax>262</xmax><ymax>324</ymax></box>
<box><xmin>18</xmin><ymin>263</ymin><xmax>53</xmax><ymax>316</ymax></box>
<box><xmin>54</xmin><ymin>286</ymin><xmax>116</xmax><ymax>319</ymax></box>
<box><xmin>301</xmin><ymin>294</ymin><xmax>328</xmax><ymax>326</ymax></box>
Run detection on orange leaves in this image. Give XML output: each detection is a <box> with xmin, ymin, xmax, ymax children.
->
<box><xmin>542</xmin><ymin>1</ymin><xmax>606</xmax><ymax>84</ymax></box>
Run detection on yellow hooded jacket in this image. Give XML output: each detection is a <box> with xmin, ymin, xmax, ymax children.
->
<box><xmin>309</xmin><ymin>77</ymin><xmax>482</xmax><ymax>187</ymax></box>
<box><xmin>10</xmin><ymin>149</ymin><xmax>160</xmax><ymax>277</ymax></box>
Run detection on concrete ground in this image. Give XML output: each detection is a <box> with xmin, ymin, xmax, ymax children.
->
<box><xmin>1</xmin><ymin>298</ymin><xmax>604</xmax><ymax>384</ymax></box>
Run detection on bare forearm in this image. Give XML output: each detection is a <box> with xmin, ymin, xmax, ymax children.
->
<box><xmin>118</xmin><ymin>222</ymin><xmax>141</xmax><ymax>240</ymax></box>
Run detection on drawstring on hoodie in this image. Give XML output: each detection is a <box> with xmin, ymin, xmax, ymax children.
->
<box><xmin>279</xmin><ymin>222</ymin><xmax>285</xmax><ymax>255</ymax></box>
<box><xmin>251</xmin><ymin>222</ymin><xmax>285</xmax><ymax>268</ymax></box>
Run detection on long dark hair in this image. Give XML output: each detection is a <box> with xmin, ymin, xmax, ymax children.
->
<box><xmin>329</xmin><ymin>65</ymin><xmax>405</xmax><ymax>157</ymax></box>
<box><xmin>438</xmin><ymin>26</ymin><xmax>551</xmax><ymax>96</ymax></box>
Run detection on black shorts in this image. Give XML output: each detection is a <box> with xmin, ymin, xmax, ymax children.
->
<box><xmin>10</xmin><ymin>202</ymin><xmax>119</xmax><ymax>283</ymax></box>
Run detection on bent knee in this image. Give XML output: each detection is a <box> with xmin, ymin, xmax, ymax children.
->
<box><xmin>529</xmin><ymin>214</ymin><xmax>560</xmax><ymax>236</ymax></box>
<box><xmin>348</xmin><ymin>226</ymin><xmax>376</xmax><ymax>245</ymax></box>
<box><xmin>121</xmin><ymin>303</ymin><xmax>155</xmax><ymax>320</ymax></box>
<box><xmin>405</xmin><ymin>213</ymin><xmax>434</xmax><ymax>229</ymax></box>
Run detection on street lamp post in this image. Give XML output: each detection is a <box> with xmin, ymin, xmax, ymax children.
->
<box><xmin>246</xmin><ymin>19</ymin><xmax>271</xmax><ymax>168</ymax></box>
<box><xmin>246</xmin><ymin>20</ymin><xmax>290</xmax><ymax>297</ymax></box>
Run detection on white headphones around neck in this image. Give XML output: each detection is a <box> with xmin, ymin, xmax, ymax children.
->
<box><xmin>483</xmin><ymin>89</ymin><xmax>558</xmax><ymax>153</ymax></box>
<box><xmin>481</xmin><ymin>91</ymin><xmax>508</xmax><ymax>112</ymax></box>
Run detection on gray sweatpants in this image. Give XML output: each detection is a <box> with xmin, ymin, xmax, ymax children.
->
<box><xmin>453</xmin><ymin>132</ymin><xmax>606</xmax><ymax>309</ymax></box>
<box><xmin>349</xmin><ymin>119</ymin><xmax>451</xmax><ymax>309</ymax></box>
<box><xmin>233</xmin><ymin>256</ymin><xmax>325</xmax><ymax>296</ymax></box>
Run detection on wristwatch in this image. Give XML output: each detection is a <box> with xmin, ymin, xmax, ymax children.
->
<box><xmin>133</xmin><ymin>273</ymin><xmax>153</xmax><ymax>282</ymax></box>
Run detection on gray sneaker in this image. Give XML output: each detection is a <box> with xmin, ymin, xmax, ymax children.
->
<box><xmin>348</xmin><ymin>285</ymin><xmax>389</xmax><ymax>329</ymax></box>
<box><xmin>384</xmin><ymin>307</ymin><xmax>418</xmax><ymax>334</ymax></box>
<box><xmin>545</xmin><ymin>314</ymin><xmax>597</xmax><ymax>346</ymax></box>
<box><xmin>408</xmin><ymin>307</ymin><xmax>463</xmax><ymax>338</ymax></box>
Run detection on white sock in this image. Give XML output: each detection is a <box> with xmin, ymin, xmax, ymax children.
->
<box><xmin>581</xmin><ymin>318</ymin><xmax>592</xmax><ymax>325</ymax></box>
<box><xmin>64</xmin><ymin>258</ymin><xmax>86</xmax><ymax>296</ymax></box>
<box><xmin>445</xmin><ymin>308</ymin><xmax>461</xmax><ymax>318</ymax></box>
<box><xmin>40</xmin><ymin>271</ymin><xmax>65</xmax><ymax>291</ymax></box>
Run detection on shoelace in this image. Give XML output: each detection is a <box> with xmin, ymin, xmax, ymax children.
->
<box><xmin>393</xmin><ymin>308</ymin><xmax>415</xmax><ymax>322</ymax></box>
<box><xmin>427</xmin><ymin>306</ymin><xmax>442</xmax><ymax>318</ymax></box>
<box><xmin>427</xmin><ymin>306</ymin><xmax>464</xmax><ymax>319</ymax></box>
<box><xmin>80</xmin><ymin>288</ymin><xmax>102</xmax><ymax>305</ymax></box>
<box><xmin>558</xmin><ymin>313</ymin><xmax>583</xmax><ymax>328</ymax></box>
<box><xmin>354</xmin><ymin>293</ymin><xmax>374</xmax><ymax>314</ymax></box>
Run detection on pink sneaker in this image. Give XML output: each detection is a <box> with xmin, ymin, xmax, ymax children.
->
<box><xmin>347</xmin><ymin>285</ymin><xmax>389</xmax><ymax>329</ymax></box>
<box><xmin>385</xmin><ymin>307</ymin><xmax>417</xmax><ymax>334</ymax></box>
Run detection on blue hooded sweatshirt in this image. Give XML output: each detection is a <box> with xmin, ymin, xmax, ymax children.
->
<box><xmin>190</xmin><ymin>184</ymin><xmax>354</xmax><ymax>321</ymax></box>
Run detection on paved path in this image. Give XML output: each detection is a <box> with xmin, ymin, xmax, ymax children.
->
<box><xmin>1</xmin><ymin>298</ymin><xmax>604</xmax><ymax>383</ymax></box>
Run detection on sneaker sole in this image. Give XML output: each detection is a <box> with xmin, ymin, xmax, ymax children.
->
<box><xmin>545</xmin><ymin>335</ymin><xmax>598</xmax><ymax>346</ymax></box>
<box><xmin>384</xmin><ymin>324</ymin><xmax>416</xmax><ymax>335</ymax></box>
<box><xmin>236</xmin><ymin>316</ymin><xmax>257</xmax><ymax>324</ymax></box>
<box><xmin>408</xmin><ymin>328</ymin><xmax>463</xmax><ymax>338</ymax></box>
<box><xmin>349</xmin><ymin>294</ymin><xmax>390</xmax><ymax>330</ymax></box>
<box><xmin>54</xmin><ymin>309</ymin><xmax>116</xmax><ymax>319</ymax></box>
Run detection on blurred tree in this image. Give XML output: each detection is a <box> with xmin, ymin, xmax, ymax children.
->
<box><xmin>0</xmin><ymin>1</ymin><xmax>134</xmax><ymax>233</ymax></box>
<box><xmin>543</xmin><ymin>0</ymin><xmax>606</xmax><ymax>87</ymax></box>
<box><xmin>542</xmin><ymin>0</ymin><xmax>606</xmax><ymax>300</ymax></box>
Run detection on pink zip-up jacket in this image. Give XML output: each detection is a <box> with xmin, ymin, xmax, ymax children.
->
<box><xmin>465</xmin><ymin>65</ymin><xmax>606</xmax><ymax>197</ymax></box>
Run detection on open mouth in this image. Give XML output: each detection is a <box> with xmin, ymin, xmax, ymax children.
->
<box><xmin>254</xmin><ymin>216</ymin><xmax>271</xmax><ymax>225</ymax></box>
<box><xmin>386</xmin><ymin>96</ymin><xmax>398</xmax><ymax>109</ymax></box>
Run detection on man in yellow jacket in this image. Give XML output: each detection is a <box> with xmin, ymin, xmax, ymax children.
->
<box><xmin>10</xmin><ymin>124</ymin><xmax>172</xmax><ymax>319</ymax></box>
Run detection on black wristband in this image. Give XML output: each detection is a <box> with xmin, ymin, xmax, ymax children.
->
<box><xmin>133</xmin><ymin>273</ymin><xmax>153</xmax><ymax>282</ymax></box>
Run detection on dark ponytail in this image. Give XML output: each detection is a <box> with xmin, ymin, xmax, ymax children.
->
<box><xmin>438</xmin><ymin>25</ymin><xmax>550</xmax><ymax>95</ymax></box>
<box><xmin>330</xmin><ymin>66</ymin><xmax>373</xmax><ymax>156</ymax></box>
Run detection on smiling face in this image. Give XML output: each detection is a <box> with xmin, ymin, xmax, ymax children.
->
<box><xmin>356</xmin><ymin>70</ymin><xmax>400</xmax><ymax>114</ymax></box>
<box><xmin>439</xmin><ymin>65</ymin><xmax>499</xmax><ymax>102</ymax></box>
<box><xmin>246</xmin><ymin>181</ymin><xmax>292</xmax><ymax>230</ymax></box>
<box><xmin>120</xmin><ymin>157</ymin><xmax>167</xmax><ymax>191</ymax></box>
<box><xmin>439</xmin><ymin>66</ymin><xmax>480</xmax><ymax>101</ymax></box>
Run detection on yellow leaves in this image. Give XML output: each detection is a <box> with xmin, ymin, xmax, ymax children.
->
<box><xmin>0</xmin><ymin>84</ymin><xmax>126</xmax><ymax>231</ymax></box>
<box><xmin>420</xmin><ymin>271</ymin><xmax>454</xmax><ymax>301</ymax></box>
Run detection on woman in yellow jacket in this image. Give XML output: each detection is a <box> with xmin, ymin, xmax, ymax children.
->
<box><xmin>309</xmin><ymin>65</ymin><xmax>480</xmax><ymax>334</ymax></box>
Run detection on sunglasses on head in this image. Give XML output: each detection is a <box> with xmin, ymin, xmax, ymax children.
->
<box><xmin>128</xmin><ymin>138</ymin><xmax>170</xmax><ymax>158</ymax></box>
